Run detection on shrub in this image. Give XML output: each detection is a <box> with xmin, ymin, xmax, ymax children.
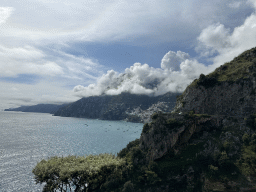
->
<box><xmin>151</xmin><ymin>113</ymin><xmax>158</xmax><ymax>120</ymax></box>
<box><xmin>246</xmin><ymin>114</ymin><xmax>256</xmax><ymax>130</ymax></box>
<box><xmin>236</xmin><ymin>135</ymin><xmax>256</xmax><ymax>176</ymax></box>
<box><xmin>242</xmin><ymin>133</ymin><xmax>250</xmax><ymax>146</ymax></box>
<box><xmin>239</xmin><ymin>97</ymin><xmax>245</xmax><ymax>102</ymax></box>
<box><xmin>208</xmin><ymin>164</ymin><xmax>219</xmax><ymax>179</ymax></box>
<box><xmin>122</xmin><ymin>181</ymin><xmax>134</xmax><ymax>192</ymax></box>
<box><xmin>223</xmin><ymin>141</ymin><xmax>231</xmax><ymax>152</ymax></box>
<box><xmin>218</xmin><ymin>151</ymin><xmax>229</xmax><ymax>166</ymax></box>
<box><xmin>153</xmin><ymin>127</ymin><xmax>160</xmax><ymax>135</ymax></box>
<box><xmin>252</xmin><ymin>58</ymin><xmax>256</xmax><ymax>65</ymax></box>
<box><xmin>182</xmin><ymin>101</ymin><xmax>186</xmax><ymax>107</ymax></box>
<box><xmin>250</xmin><ymin>88</ymin><xmax>256</xmax><ymax>95</ymax></box>
<box><xmin>144</xmin><ymin>170</ymin><xmax>162</xmax><ymax>185</ymax></box>
<box><xmin>32</xmin><ymin>154</ymin><xmax>126</xmax><ymax>192</ymax></box>
<box><xmin>142</xmin><ymin>123</ymin><xmax>151</xmax><ymax>134</ymax></box>
<box><xmin>166</xmin><ymin>118</ymin><xmax>183</xmax><ymax>129</ymax></box>
<box><xmin>101</xmin><ymin>177</ymin><xmax>123</xmax><ymax>191</ymax></box>
<box><xmin>131</xmin><ymin>147</ymin><xmax>145</xmax><ymax>165</ymax></box>
<box><xmin>197</xmin><ymin>74</ymin><xmax>218</xmax><ymax>88</ymax></box>
<box><xmin>148</xmin><ymin>161</ymin><xmax>159</xmax><ymax>173</ymax></box>
<box><xmin>117</xmin><ymin>139</ymin><xmax>140</xmax><ymax>158</ymax></box>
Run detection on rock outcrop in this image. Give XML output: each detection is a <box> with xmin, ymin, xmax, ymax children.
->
<box><xmin>139</xmin><ymin>112</ymin><xmax>224</xmax><ymax>163</ymax></box>
<box><xmin>173</xmin><ymin>47</ymin><xmax>256</xmax><ymax>118</ymax></box>
<box><xmin>131</xmin><ymin>47</ymin><xmax>256</xmax><ymax>191</ymax></box>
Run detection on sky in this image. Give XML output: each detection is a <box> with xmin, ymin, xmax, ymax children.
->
<box><xmin>1</xmin><ymin>0</ymin><xmax>256</xmax><ymax>110</ymax></box>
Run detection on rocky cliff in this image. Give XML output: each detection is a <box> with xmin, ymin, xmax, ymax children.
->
<box><xmin>173</xmin><ymin>47</ymin><xmax>256</xmax><ymax>118</ymax></box>
<box><xmin>54</xmin><ymin>92</ymin><xmax>180</xmax><ymax>123</ymax></box>
<box><xmin>127</xmin><ymin>47</ymin><xmax>256</xmax><ymax>191</ymax></box>
<box><xmin>33</xmin><ymin>47</ymin><xmax>256</xmax><ymax>192</ymax></box>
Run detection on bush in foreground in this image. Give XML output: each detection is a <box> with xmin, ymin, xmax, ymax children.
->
<box><xmin>33</xmin><ymin>153</ymin><xmax>126</xmax><ymax>192</ymax></box>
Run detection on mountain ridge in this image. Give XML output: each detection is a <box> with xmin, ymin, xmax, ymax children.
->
<box><xmin>4</xmin><ymin>103</ymin><xmax>69</xmax><ymax>114</ymax></box>
<box><xmin>53</xmin><ymin>91</ymin><xmax>180</xmax><ymax>123</ymax></box>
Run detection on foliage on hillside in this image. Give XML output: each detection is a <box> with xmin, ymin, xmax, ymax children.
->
<box><xmin>187</xmin><ymin>47</ymin><xmax>256</xmax><ymax>90</ymax></box>
<box><xmin>33</xmin><ymin>154</ymin><xmax>127</xmax><ymax>192</ymax></box>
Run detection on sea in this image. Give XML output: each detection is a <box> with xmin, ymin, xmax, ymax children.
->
<box><xmin>0</xmin><ymin>111</ymin><xmax>144</xmax><ymax>192</ymax></box>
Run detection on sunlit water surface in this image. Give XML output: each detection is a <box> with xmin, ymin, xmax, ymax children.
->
<box><xmin>0</xmin><ymin>111</ymin><xmax>143</xmax><ymax>192</ymax></box>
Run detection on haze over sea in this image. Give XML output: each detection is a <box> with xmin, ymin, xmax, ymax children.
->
<box><xmin>0</xmin><ymin>111</ymin><xmax>143</xmax><ymax>192</ymax></box>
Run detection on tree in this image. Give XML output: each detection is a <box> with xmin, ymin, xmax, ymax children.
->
<box><xmin>122</xmin><ymin>181</ymin><xmax>134</xmax><ymax>192</ymax></box>
<box><xmin>32</xmin><ymin>154</ymin><xmax>126</xmax><ymax>192</ymax></box>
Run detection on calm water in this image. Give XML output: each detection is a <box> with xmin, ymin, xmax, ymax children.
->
<box><xmin>0</xmin><ymin>111</ymin><xmax>143</xmax><ymax>192</ymax></box>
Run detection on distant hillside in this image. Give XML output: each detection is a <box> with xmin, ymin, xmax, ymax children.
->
<box><xmin>54</xmin><ymin>92</ymin><xmax>180</xmax><ymax>123</ymax></box>
<box><xmin>4</xmin><ymin>103</ymin><xmax>69</xmax><ymax>114</ymax></box>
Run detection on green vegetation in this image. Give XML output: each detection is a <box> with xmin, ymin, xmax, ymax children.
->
<box><xmin>250</xmin><ymin>88</ymin><xmax>256</xmax><ymax>95</ymax></box>
<box><xmin>32</xmin><ymin>114</ymin><xmax>249</xmax><ymax>191</ymax></box>
<box><xmin>237</xmin><ymin>133</ymin><xmax>256</xmax><ymax>176</ymax></box>
<box><xmin>208</xmin><ymin>151</ymin><xmax>239</xmax><ymax>181</ymax></box>
<box><xmin>184</xmin><ymin>110</ymin><xmax>211</xmax><ymax>120</ymax></box>
<box><xmin>117</xmin><ymin>139</ymin><xmax>140</xmax><ymax>160</ymax></box>
<box><xmin>166</xmin><ymin>118</ymin><xmax>183</xmax><ymax>129</ymax></box>
<box><xmin>182</xmin><ymin>47</ymin><xmax>256</xmax><ymax>95</ymax></box>
<box><xmin>151</xmin><ymin>112</ymin><xmax>159</xmax><ymax>120</ymax></box>
<box><xmin>196</xmin><ymin>74</ymin><xmax>219</xmax><ymax>88</ymax></box>
<box><xmin>246</xmin><ymin>113</ymin><xmax>256</xmax><ymax>131</ymax></box>
<box><xmin>155</xmin><ymin>142</ymin><xmax>205</xmax><ymax>176</ymax></box>
<box><xmin>32</xmin><ymin>154</ymin><xmax>127</xmax><ymax>192</ymax></box>
<box><xmin>32</xmin><ymin>47</ymin><xmax>256</xmax><ymax>191</ymax></box>
<box><xmin>142</xmin><ymin>123</ymin><xmax>150</xmax><ymax>134</ymax></box>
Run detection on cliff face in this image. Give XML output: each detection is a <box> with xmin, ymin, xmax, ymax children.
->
<box><xmin>132</xmin><ymin>47</ymin><xmax>256</xmax><ymax>191</ymax></box>
<box><xmin>173</xmin><ymin>77</ymin><xmax>256</xmax><ymax>117</ymax></box>
<box><xmin>117</xmin><ymin>108</ymin><xmax>250</xmax><ymax>191</ymax></box>
<box><xmin>54</xmin><ymin>92</ymin><xmax>180</xmax><ymax>123</ymax></box>
<box><xmin>173</xmin><ymin>47</ymin><xmax>256</xmax><ymax>118</ymax></box>
<box><xmin>139</xmin><ymin>113</ymin><xmax>224</xmax><ymax>162</ymax></box>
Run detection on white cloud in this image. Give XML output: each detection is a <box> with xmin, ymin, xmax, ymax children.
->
<box><xmin>0</xmin><ymin>45</ymin><xmax>64</xmax><ymax>77</ymax></box>
<box><xmin>161</xmin><ymin>51</ymin><xmax>190</xmax><ymax>71</ymax></box>
<box><xmin>229</xmin><ymin>1</ymin><xmax>242</xmax><ymax>8</ymax></box>
<box><xmin>180</xmin><ymin>59</ymin><xmax>209</xmax><ymax>79</ymax></box>
<box><xmin>0</xmin><ymin>7</ymin><xmax>14</xmax><ymax>25</ymax></box>
<box><xmin>73</xmin><ymin>4</ymin><xmax>256</xmax><ymax>99</ymax></box>
<box><xmin>0</xmin><ymin>45</ymin><xmax>44</xmax><ymax>60</ymax></box>
<box><xmin>197</xmin><ymin>11</ymin><xmax>256</xmax><ymax>68</ymax></box>
<box><xmin>0</xmin><ymin>1</ymin><xmax>253</xmax><ymax>45</ymax></box>
<box><xmin>0</xmin><ymin>80</ymin><xmax>79</xmax><ymax>110</ymax></box>
<box><xmin>197</xmin><ymin>23</ymin><xmax>232</xmax><ymax>55</ymax></box>
<box><xmin>0</xmin><ymin>44</ymin><xmax>104</xmax><ymax>81</ymax></box>
<box><xmin>1</xmin><ymin>0</ymin><xmax>256</xmax><ymax>110</ymax></box>
<box><xmin>247</xmin><ymin>0</ymin><xmax>256</xmax><ymax>8</ymax></box>
<box><xmin>73</xmin><ymin>57</ymin><xmax>211</xmax><ymax>97</ymax></box>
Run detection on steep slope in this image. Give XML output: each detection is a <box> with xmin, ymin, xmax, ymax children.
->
<box><xmin>118</xmin><ymin>47</ymin><xmax>256</xmax><ymax>191</ymax></box>
<box><xmin>54</xmin><ymin>92</ymin><xmax>180</xmax><ymax>122</ymax></box>
<box><xmin>173</xmin><ymin>47</ymin><xmax>256</xmax><ymax>118</ymax></box>
<box><xmin>54</xmin><ymin>95</ymin><xmax>113</xmax><ymax>118</ymax></box>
